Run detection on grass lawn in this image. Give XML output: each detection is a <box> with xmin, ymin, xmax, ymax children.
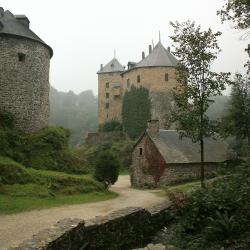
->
<box><xmin>0</xmin><ymin>191</ymin><xmax>118</xmax><ymax>215</ymax></box>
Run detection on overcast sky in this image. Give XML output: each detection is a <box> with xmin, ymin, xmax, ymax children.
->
<box><xmin>1</xmin><ymin>0</ymin><xmax>249</xmax><ymax>95</ymax></box>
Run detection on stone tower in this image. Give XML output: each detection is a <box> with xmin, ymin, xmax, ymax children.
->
<box><xmin>0</xmin><ymin>8</ymin><xmax>53</xmax><ymax>132</ymax></box>
<box><xmin>97</xmin><ymin>57</ymin><xmax>125</xmax><ymax>125</ymax></box>
<box><xmin>97</xmin><ymin>41</ymin><xmax>180</xmax><ymax>128</ymax></box>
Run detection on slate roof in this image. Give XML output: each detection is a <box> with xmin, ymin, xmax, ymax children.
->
<box><xmin>0</xmin><ymin>8</ymin><xmax>53</xmax><ymax>57</ymax></box>
<box><xmin>135</xmin><ymin>42</ymin><xmax>178</xmax><ymax>68</ymax></box>
<box><xmin>97</xmin><ymin>58</ymin><xmax>125</xmax><ymax>74</ymax></box>
<box><xmin>147</xmin><ymin>130</ymin><xmax>230</xmax><ymax>164</ymax></box>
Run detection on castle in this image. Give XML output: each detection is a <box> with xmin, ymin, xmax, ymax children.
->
<box><xmin>0</xmin><ymin>8</ymin><xmax>53</xmax><ymax>132</ymax></box>
<box><xmin>97</xmin><ymin>40</ymin><xmax>180</xmax><ymax>128</ymax></box>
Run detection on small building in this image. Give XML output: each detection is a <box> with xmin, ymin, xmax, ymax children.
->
<box><xmin>131</xmin><ymin>120</ymin><xmax>232</xmax><ymax>188</ymax></box>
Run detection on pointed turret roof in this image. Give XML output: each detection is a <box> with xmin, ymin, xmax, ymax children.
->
<box><xmin>135</xmin><ymin>42</ymin><xmax>178</xmax><ymax>68</ymax></box>
<box><xmin>97</xmin><ymin>57</ymin><xmax>125</xmax><ymax>74</ymax></box>
<box><xmin>0</xmin><ymin>8</ymin><xmax>53</xmax><ymax>57</ymax></box>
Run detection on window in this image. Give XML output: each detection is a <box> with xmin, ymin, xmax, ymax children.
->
<box><xmin>165</xmin><ymin>73</ymin><xmax>169</xmax><ymax>81</ymax></box>
<box><xmin>127</xmin><ymin>79</ymin><xmax>130</xmax><ymax>88</ymax></box>
<box><xmin>139</xmin><ymin>147</ymin><xmax>143</xmax><ymax>155</ymax></box>
<box><xmin>18</xmin><ymin>53</ymin><xmax>26</xmax><ymax>62</ymax></box>
<box><xmin>107</xmin><ymin>113</ymin><xmax>109</xmax><ymax>118</ymax></box>
<box><xmin>114</xmin><ymin>95</ymin><xmax>121</xmax><ymax>100</ymax></box>
<box><xmin>105</xmin><ymin>103</ymin><xmax>109</xmax><ymax>109</ymax></box>
<box><xmin>137</xmin><ymin>75</ymin><xmax>140</xmax><ymax>83</ymax></box>
<box><xmin>106</xmin><ymin>82</ymin><xmax>109</xmax><ymax>88</ymax></box>
<box><xmin>106</xmin><ymin>93</ymin><xmax>109</xmax><ymax>99</ymax></box>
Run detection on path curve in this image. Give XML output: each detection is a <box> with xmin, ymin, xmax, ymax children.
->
<box><xmin>0</xmin><ymin>176</ymin><xmax>165</xmax><ymax>249</ymax></box>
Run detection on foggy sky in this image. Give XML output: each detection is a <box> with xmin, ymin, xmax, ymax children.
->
<box><xmin>1</xmin><ymin>0</ymin><xmax>249</xmax><ymax>95</ymax></box>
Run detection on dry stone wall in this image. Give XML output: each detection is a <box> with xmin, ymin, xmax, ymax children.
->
<box><xmin>0</xmin><ymin>36</ymin><xmax>50</xmax><ymax>132</ymax></box>
<box><xmin>10</xmin><ymin>203</ymin><xmax>171</xmax><ymax>250</ymax></box>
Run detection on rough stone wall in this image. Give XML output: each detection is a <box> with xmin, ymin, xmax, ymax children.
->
<box><xmin>98</xmin><ymin>66</ymin><xmax>179</xmax><ymax>127</ymax></box>
<box><xmin>131</xmin><ymin>134</ymin><xmax>220</xmax><ymax>188</ymax></box>
<box><xmin>11</xmin><ymin>203</ymin><xmax>171</xmax><ymax>250</ymax></box>
<box><xmin>98</xmin><ymin>72</ymin><xmax>123</xmax><ymax>124</ymax></box>
<box><xmin>0</xmin><ymin>36</ymin><xmax>50</xmax><ymax>132</ymax></box>
<box><xmin>85</xmin><ymin>131</ymin><xmax>127</xmax><ymax>145</ymax></box>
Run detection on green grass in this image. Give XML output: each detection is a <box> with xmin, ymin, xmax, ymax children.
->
<box><xmin>165</xmin><ymin>180</ymin><xmax>201</xmax><ymax>193</ymax></box>
<box><xmin>0</xmin><ymin>191</ymin><xmax>118</xmax><ymax>215</ymax></box>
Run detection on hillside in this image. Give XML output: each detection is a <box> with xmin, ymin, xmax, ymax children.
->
<box><xmin>49</xmin><ymin>87</ymin><xmax>98</xmax><ymax>145</ymax></box>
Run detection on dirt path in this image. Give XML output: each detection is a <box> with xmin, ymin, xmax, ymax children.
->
<box><xmin>0</xmin><ymin>176</ymin><xmax>166</xmax><ymax>249</ymax></box>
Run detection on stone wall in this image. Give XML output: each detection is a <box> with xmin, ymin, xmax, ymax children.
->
<box><xmin>10</xmin><ymin>203</ymin><xmax>171</xmax><ymax>250</ymax></box>
<box><xmin>0</xmin><ymin>36</ymin><xmax>50</xmax><ymax>132</ymax></box>
<box><xmin>85</xmin><ymin>131</ymin><xmax>127</xmax><ymax>145</ymax></box>
<box><xmin>98</xmin><ymin>66</ymin><xmax>179</xmax><ymax>127</ymax></box>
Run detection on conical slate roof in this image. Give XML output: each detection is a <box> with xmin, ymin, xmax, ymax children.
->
<box><xmin>135</xmin><ymin>42</ymin><xmax>178</xmax><ymax>68</ymax></box>
<box><xmin>0</xmin><ymin>8</ymin><xmax>53</xmax><ymax>57</ymax></box>
<box><xmin>97</xmin><ymin>57</ymin><xmax>125</xmax><ymax>74</ymax></box>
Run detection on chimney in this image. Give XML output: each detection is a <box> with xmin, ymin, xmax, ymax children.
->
<box><xmin>147</xmin><ymin>119</ymin><xmax>159</xmax><ymax>137</ymax></box>
<box><xmin>167</xmin><ymin>47</ymin><xmax>170</xmax><ymax>52</ymax></box>
<box><xmin>15</xmin><ymin>15</ymin><xmax>30</xmax><ymax>28</ymax></box>
<box><xmin>0</xmin><ymin>7</ymin><xmax>4</xmax><ymax>17</ymax></box>
<box><xmin>149</xmin><ymin>45</ymin><xmax>152</xmax><ymax>54</ymax></box>
<box><xmin>100</xmin><ymin>64</ymin><xmax>103</xmax><ymax>70</ymax></box>
<box><xmin>142</xmin><ymin>51</ymin><xmax>145</xmax><ymax>60</ymax></box>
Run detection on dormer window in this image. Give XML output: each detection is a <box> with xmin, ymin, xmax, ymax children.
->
<box><xmin>111</xmin><ymin>63</ymin><xmax>114</xmax><ymax>68</ymax></box>
<box><xmin>18</xmin><ymin>53</ymin><xmax>26</xmax><ymax>62</ymax></box>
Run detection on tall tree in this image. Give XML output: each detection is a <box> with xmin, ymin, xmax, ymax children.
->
<box><xmin>221</xmin><ymin>74</ymin><xmax>250</xmax><ymax>155</ymax></box>
<box><xmin>170</xmin><ymin>21</ymin><xmax>231</xmax><ymax>187</ymax></box>
<box><xmin>122</xmin><ymin>86</ymin><xmax>151</xmax><ymax>139</ymax></box>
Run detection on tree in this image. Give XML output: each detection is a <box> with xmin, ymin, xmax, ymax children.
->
<box><xmin>99</xmin><ymin>120</ymin><xmax>123</xmax><ymax>132</ymax></box>
<box><xmin>170</xmin><ymin>21</ymin><xmax>231</xmax><ymax>187</ymax></box>
<box><xmin>122</xmin><ymin>86</ymin><xmax>151</xmax><ymax>139</ymax></box>
<box><xmin>221</xmin><ymin>74</ymin><xmax>250</xmax><ymax>156</ymax></box>
<box><xmin>218</xmin><ymin>0</ymin><xmax>250</xmax><ymax>30</ymax></box>
<box><xmin>94</xmin><ymin>150</ymin><xmax>120</xmax><ymax>188</ymax></box>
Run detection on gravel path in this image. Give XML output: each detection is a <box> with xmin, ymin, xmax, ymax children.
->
<box><xmin>0</xmin><ymin>175</ymin><xmax>165</xmax><ymax>249</ymax></box>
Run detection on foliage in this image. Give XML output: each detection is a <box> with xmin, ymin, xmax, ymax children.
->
<box><xmin>99</xmin><ymin>120</ymin><xmax>123</xmax><ymax>132</ymax></box>
<box><xmin>0</xmin><ymin>157</ymin><xmax>34</xmax><ymax>184</ymax></box>
<box><xmin>122</xmin><ymin>86</ymin><xmax>151</xmax><ymax>139</ymax></box>
<box><xmin>218</xmin><ymin>0</ymin><xmax>250</xmax><ymax>30</ymax></box>
<box><xmin>221</xmin><ymin>74</ymin><xmax>250</xmax><ymax>151</ymax></box>
<box><xmin>94</xmin><ymin>150</ymin><xmax>120</xmax><ymax>188</ymax></box>
<box><xmin>168</xmin><ymin>161</ymin><xmax>250</xmax><ymax>249</ymax></box>
<box><xmin>170</xmin><ymin>21</ymin><xmax>231</xmax><ymax>186</ymax></box>
<box><xmin>0</xmin><ymin>112</ymin><xmax>15</xmax><ymax>129</ymax></box>
<box><xmin>49</xmin><ymin>87</ymin><xmax>98</xmax><ymax>145</ymax></box>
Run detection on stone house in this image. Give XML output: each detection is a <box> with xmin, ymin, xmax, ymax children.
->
<box><xmin>131</xmin><ymin>120</ymin><xmax>231</xmax><ymax>188</ymax></box>
<box><xmin>97</xmin><ymin>41</ymin><xmax>179</xmax><ymax>128</ymax></box>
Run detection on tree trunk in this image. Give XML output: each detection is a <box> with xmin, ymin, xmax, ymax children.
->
<box><xmin>200</xmin><ymin>136</ymin><xmax>205</xmax><ymax>188</ymax></box>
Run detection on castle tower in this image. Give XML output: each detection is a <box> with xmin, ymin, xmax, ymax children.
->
<box><xmin>97</xmin><ymin>57</ymin><xmax>124</xmax><ymax>125</ymax></box>
<box><xmin>0</xmin><ymin>8</ymin><xmax>53</xmax><ymax>132</ymax></box>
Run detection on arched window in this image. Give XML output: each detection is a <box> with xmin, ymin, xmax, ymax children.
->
<box><xmin>137</xmin><ymin>75</ymin><xmax>140</xmax><ymax>83</ymax></box>
<box><xmin>165</xmin><ymin>73</ymin><xmax>169</xmax><ymax>81</ymax></box>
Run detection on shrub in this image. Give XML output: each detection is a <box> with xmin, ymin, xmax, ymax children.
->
<box><xmin>0</xmin><ymin>157</ymin><xmax>34</xmax><ymax>184</ymax></box>
<box><xmin>99</xmin><ymin>120</ymin><xmax>123</xmax><ymax>132</ymax></box>
<box><xmin>94</xmin><ymin>150</ymin><xmax>120</xmax><ymax>188</ymax></box>
<box><xmin>0</xmin><ymin>112</ymin><xmax>15</xmax><ymax>128</ymax></box>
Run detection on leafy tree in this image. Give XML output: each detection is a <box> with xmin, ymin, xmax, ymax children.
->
<box><xmin>170</xmin><ymin>21</ymin><xmax>231</xmax><ymax>187</ymax></box>
<box><xmin>99</xmin><ymin>120</ymin><xmax>123</xmax><ymax>132</ymax></box>
<box><xmin>218</xmin><ymin>0</ymin><xmax>250</xmax><ymax>30</ymax></box>
<box><xmin>221</xmin><ymin>74</ymin><xmax>250</xmax><ymax>155</ymax></box>
<box><xmin>94</xmin><ymin>150</ymin><xmax>120</xmax><ymax>188</ymax></box>
<box><xmin>122</xmin><ymin>86</ymin><xmax>151</xmax><ymax>139</ymax></box>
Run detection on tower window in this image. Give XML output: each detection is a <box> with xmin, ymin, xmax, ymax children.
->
<box><xmin>127</xmin><ymin>79</ymin><xmax>130</xmax><ymax>88</ymax></box>
<box><xmin>18</xmin><ymin>53</ymin><xmax>26</xmax><ymax>62</ymax></box>
<box><xmin>106</xmin><ymin>82</ymin><xmax>109</xmax><ymax>88</ymax></box>
<box><xmin>165</xmin><ymin>73</ymin><xmax>169</xmax><ymax>81</ymax></box>
<box><xmin>106</xmin><ymin>93</ymin><xmax>109</xmax><ymax>98</ymax></box>
<box><xmin>105</xmin><ymin>103</ymin><xmax>109</xmax><ymax>109</ymax></box>
<box><xmin>137</xmin><ymin>75</ymin><xmax>140</xmax><ymax>83</ymax></box>
<box><xmin>139</xmin><ymin>147</ymin><xmax>143</xmax><ymax>155</ymax></box>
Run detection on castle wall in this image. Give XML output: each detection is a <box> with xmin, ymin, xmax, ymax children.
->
<box><xmin>0</xmin><ymin>36</ymin><xmax>50</xmax><ymax>132</ymax></box>
<box><xmin>98</xmin><ymin>72</ymin><xmax>124</xmax><ymax>124</ymax></box>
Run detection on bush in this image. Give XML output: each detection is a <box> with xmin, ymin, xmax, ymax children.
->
<box><xmin>99</xmin><ymin>120</ymin><xmax>123</xmax><ymax>132</ymax></box>
<box><xmin>0</xmin><ymin>112</ymin><xmax>15</xmax><ymax>128</ymax></box>
<box><xmin>94</xmin><ymin>150</ymin><xmax>120</xmax><ymax>188</ymax></box>
<box><xmin>0</xmin><ymin>157</ymin><xmax>34</xmax><ymax>184</ymax></box>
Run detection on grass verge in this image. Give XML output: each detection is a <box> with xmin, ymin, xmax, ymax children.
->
<box><xmin>0</xmin><ymin>191</ymin><xmax>118</xmax><ymax>215</ymax></box>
